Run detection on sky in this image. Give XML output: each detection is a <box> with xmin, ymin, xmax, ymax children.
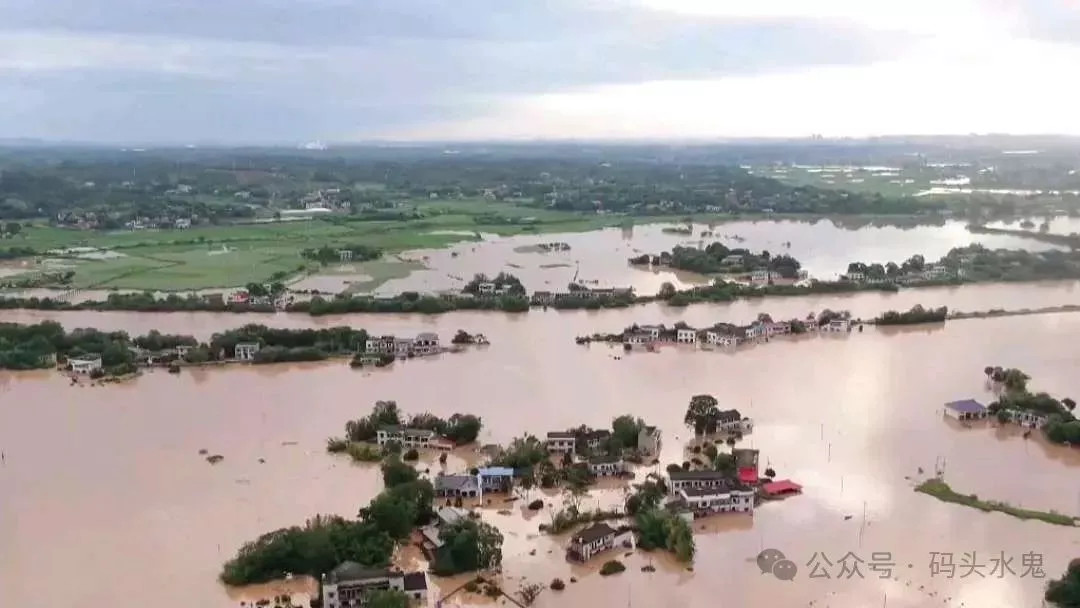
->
<box><xmin>1</xmin><ymin>0</ymin><xmax>1079</xmax><ymax>143</ymax></box>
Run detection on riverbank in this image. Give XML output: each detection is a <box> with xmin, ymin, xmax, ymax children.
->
<box><xmin>915</xmin><ymin>478</ymin><xmax>1077</xmax><ymax>526</ymax></box>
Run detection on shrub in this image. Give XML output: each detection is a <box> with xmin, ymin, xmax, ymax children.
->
<box><xmin>346</xmin><ymin>443</ymin><xmax>380</xmax><ymax>462</ymax></box>
<box><xmin>665</xmin><ymin>464</ymin><xmax>682</xmax><ymax>475</ymax></box>
<box><xmin>600</xmin><ymin>560</ymin><xmax>626</xmax><ymax>576</ymax></box>
<box><xmin>464</xmin><ymin>581</ymin><xmax>479</xmax><ymax>593</ymax></box>
<box><xmin>527</xmin><ymin>499</ymin><xmax>545</xmax><ymax>510</ymax></box>
<box><xmin>325</xmin><ymin>438</ymin><xmax>348</xmax><ymax>453</ymax></box>
<box><xmin>550</xmin><ymin>578</ymin><xmax>566</xmax><ymax>591</ymax></box>
<box><xmin>403</xmin><ymin>448</ymin><xmax>420</xmax><ymax>461</ymax></box>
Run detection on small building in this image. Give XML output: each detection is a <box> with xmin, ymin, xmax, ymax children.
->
<box><xmin>717</xmin><ymin>409</ymin><xmax>752</xmax><ymax>433</ymax></box>
<box><xmin>624</xmin><ymin>332</ymin><xmax>654</xmax><ymax>346</ymax></box>
<box><xmin>676</xmin><ymin>328</ymin><xmax>697</xmax><ymax>344</ymax></box>
<box><xmin>175</xmin><ymin>345</ymin><xmax>193</xmax><ymax>358</ymax></box>
<box><xmin>393</xmin><ymin>338</ymin><xmax>415</xmax><ymax>356</ymax></box>
<box><xmin>750</xmin><ymin>269</ymin><xmax>769</xmax><ymax>285</ymax></box>
<box><xmin>733</xmin><ymin>448</ymin><xmax>760</xmax><ymax>484</ymax></box>
<box><xmin>338</xmin><ymin>249</ymin><xmax>353</xmax><ymax>262</ymax></box>
<box><xmin>639</xmin><ymin>325</ymin><xmax>663</xmax><ymax>340</ymax></box>
<box><xmin>566</xmin><ymin>523</ymin><xmax>633</xmax><ymax>562</ymax></box>
<box><xmin>376</xmin><ymin>426</ymin><xmax>436</xmax><ymax>448</ymax></box>
<box><xmin>705</xmin><ymin>331</ymin><xmax>737</xmax><ymax>347</ymax></box>
<box><xmin>721</xmin><ymin>254</ymin><xmax>743</xmax><ymax>265</ymax></box>
<box><xmin>845</xmin><ymin>272</ymin><xmax>865</xmax><ymax>282</ymax></box>
<box><xmin>768</xmin><ymin>322</ymin><xmax>791</xmax><ymax>336</ymax></box>
<box><xmin>761</xmin><ymin>480</ymin><xmax>803</xmax><ymax>499</ymax></box>
<box><xmin>1006</xmin><ymin>409</ymin><xmax>1048</xmax><ymax>428</ymax></box>
<box><xmin>744</xmin><ymin>323</ymin><xmax>766</xmax><ymax>340</ymax></box>
<box><xmin>434</xmin><ymin>474</ymin><xmax>480</xmax><ymax>498</ymax></box>
<box><xmin>477</xmin><ymin>467</ymin><xmax>514</xmax><ymax>496</ymax></box>
<box><xmin>637</xmin><ymin>426</ymin><xmax>662</xmax><ymax>458</ymax></box>
<box><xmin>944</xmin><ymin>399</ymin><xmax>988</xmax><ymax>421</ymax></box>
<box><xmin>680</xmin><ymin>484</ymin><xmax>755</xmax><ymax>515</ymax></box>
<box><xmin>478</xmin><ymin>282</ymin><xmax>497</xmax><ymax>295</ymax></box>
<box><xmin>587</xmin><ymin>454</ymin><xmax>625</xmax><ymax>477</ymax></box>
<box><xmin>804</xmin><ymin>314</ymin><xmax>819</xmax><ymax>331</ymax></box>
<box><xmin>234</xmin><ymin>342</ymin><xmax>260</xmax><ymax>361</ymax></box>
<box><xmin>584</xmin><ymin>429</ymin><xmax>611</xmax><ymax>452</ymax></box>
<box><xmin>320</xmin><ymin>563</ymin><xmax>428</xmax><ymax>608</ymax></box>
<box><xmin>413</xmin><ymin>332</ymin><xmax>440</xmax><ymax>355</ymax></box>
<box><xmin>546</xmin><ymin>431</ymin><xmax>576</xmax><ymax>453</ymax></box>
<box><xmin>69</xmin><ymin>355</ymin><xmax>103</xmax><ymax>375</ymax></box>
<box><xmin>420</xmin><ymin>507</ymin><xmax>471</xmax><ymax>551</ymax></box>
<box><xmin>826</xmin><ymin>318</ymin><xmax>851</xmax><ymax>332</ymax></box>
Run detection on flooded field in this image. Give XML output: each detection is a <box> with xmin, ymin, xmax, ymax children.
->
<box><xmin>355</xmin><ymin>220</ymin><xmax>1058</xmax><ymax>295</ymax></box>
<box><xmin>3</xmin><ymin>285</ymin><xmax>1080</xmax><ymax>608</ymax></box>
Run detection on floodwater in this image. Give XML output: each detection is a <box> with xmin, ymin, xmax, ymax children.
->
<box><xmin>3</xmin><ymin>285</ymin><xmax>1080</xmax><ymax>608</ymax></box>
<box><xmin>370</xmin><ymin>220</ymin><xmax>1058</xmax><ymax>295</ymax></box>
<box><xmin>987</xmin><ymin>216</ymin><xmax>1080</xmax><ymax>237</ymax></box>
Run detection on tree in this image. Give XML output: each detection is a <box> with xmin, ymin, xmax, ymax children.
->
<box><xmin>611</xmin><ymin>415</ymin><xmax>645</xmax><ymax>451</ymax></box>
<box><xmin>365</xmin><ymin>589</ymin><xmax>409</xmax><ymax>608</ymax></box>
<box><xmin>684</xmin><ymin>394</ymin><xmax>720</xmax><ymax>436</ymax></box>
<box><xmin>764</xmin><ymin>467</ymin><xmax>776</xmax><ymax>479</ymax></box>
<box><xmin>445</xmin><ymin>414</ymin><xmax>483</xmax><ymax>445</ymax></box>
<box><xmin>715</xmin><ymin>453</ymin><xmax>736</xmax><ymax>475</ymax></box>
<box><xmin>381</xmin><ymin>458</ymin><xmax>418</xmax><ymax>488</ymax></box>
<box><xmin>432</xmin><ymin>519</ymin><xmax>504</xmax><ymax>575</ymax></box>
<box><xmin>657</xmin><ymin>282</ymin><xmax>676</xmax><ymax>299</ymax></box>
<box><xmin>984</xmin><ymin>366</ymin><xmax>994</xmax><ymax>378</ymax></box>
<box><xmin>518</xmin><ymin>583</ymin><xmax>543</xmax><ymax>606</ymax></box>
<box><xmin>1064</xmin><ymin>398</ymin><xmax>1077</xmax><ymax>412</ymax></box>
<box><xmin>1045</xmin><ymin>558</ymin><xmax>1080</xmax><ymax>607</ymax></box>
<box><xmin>667</xmin><ymin>515</ymin><xmax>696</xmax><ymax>563</ymax></box>
<box><xmin>3</xmin><ymin>222</ymin><xmax>21</xmax><ymax>236</ymax></box>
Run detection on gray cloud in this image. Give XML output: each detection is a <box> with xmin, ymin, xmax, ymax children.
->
<box><xmin>0</xmin><ymin>0</ymin><xmax>912</xmax><ymax>143</ymax></box>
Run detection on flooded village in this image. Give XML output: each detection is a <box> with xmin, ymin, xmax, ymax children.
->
<box><xmin>5</xmin><ymin>223</ymin><xmax>1080</xmax><ymax>608</ymax></box>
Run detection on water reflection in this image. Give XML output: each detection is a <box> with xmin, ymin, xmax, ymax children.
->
<box><xmin>3</xmin><ymin>308</ymin><xmax>1080</xmax><ymax>607</ymax></box>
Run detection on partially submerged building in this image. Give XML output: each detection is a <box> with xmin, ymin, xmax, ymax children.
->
<box><xmin>320</xmin><ymin>562</ymin><xmax>428</xmax><ymax>608</ymax></box>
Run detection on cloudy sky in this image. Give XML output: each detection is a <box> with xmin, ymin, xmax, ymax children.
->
<box><xmin>1</xmin><ymin>0</ymin><xmax>1078</xmax><ymax>143</ymax></box>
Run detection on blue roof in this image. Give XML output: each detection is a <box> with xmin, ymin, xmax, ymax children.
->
<box><xmin>477</xmin><ymin>467</ymin><xmax>514</xmax><ymax>477</ymax></box>
<box><xmin>945</xmin><ymin>399</ymin><xmax>987</xmax><ymax>414</ymax></box>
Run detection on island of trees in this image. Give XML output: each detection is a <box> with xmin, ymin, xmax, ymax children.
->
<box><xmin>981</xmin><ymin>367</ymin><xmax>1080</xmax><ymax>444</ymax></box>
<box><xmin>325</xmin><ymin>400</ymin><xmax>483</xmax><ymax>461</ymax></box>
<box><xmin>873</xmin><ymin>305</ymin><xmax>948</xmax><ymax>325</ymax></box>
<box><xmin>1046</xmin><ymin>558</ymin><xmax>1080</xmax><ymax>607</ymax></box>
<box><xmin>629</xmin><ymin>242</ymin><xmax>803</xmax><ymax>278</ymax></box>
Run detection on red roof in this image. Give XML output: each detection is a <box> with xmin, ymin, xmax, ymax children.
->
<box><xmin>738</xmin><ymin>467</ymin><xmax>759</xmax><ymax>484</ymax></box>
<box><xmin>762</xmin><ymin>480</ymin><xmax>802</xmax><ymax>495</ymax></box>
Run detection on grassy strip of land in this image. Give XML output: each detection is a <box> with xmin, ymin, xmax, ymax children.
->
<box><xmin>915</xmin><ymin>478</ymin><xmax>1077</xmax><ymax>526</ymax></box>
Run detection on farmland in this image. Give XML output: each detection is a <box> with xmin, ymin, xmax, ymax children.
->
<box><xmin>0</xmin><ymin>199</ymin><xmax>625</xmax><ymax>291</ymax></box>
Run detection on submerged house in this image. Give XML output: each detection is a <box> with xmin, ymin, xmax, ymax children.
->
<box><xmin>943</xmin><ymin>399</ymin><xmax>987</xmax><ymax>421</ymax></box>
<box><xmin>320</xmin><ymin>562</ymin><xmax>428</xmax><ymax>608</ymax></box>
<box><xmin>434</xmin><ymin>474</ymin><xmax>480</xmax><ymax>498</ymax></box>
<box><xmin>566</xmin><ymin>523</ymin><xmax>634</xmax><ymax>562</ymax></box>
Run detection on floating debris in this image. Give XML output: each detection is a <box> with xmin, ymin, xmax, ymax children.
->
<box><xmin>206</xmin><ymin>454</ymin><xmax>224</xmax><ymax>464</ymax></box>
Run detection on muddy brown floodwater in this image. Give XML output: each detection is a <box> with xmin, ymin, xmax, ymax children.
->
<box><xmin>3</xmin><ymin>283</ymin><xmax>1080</xmax><ymax>608</ymax></box>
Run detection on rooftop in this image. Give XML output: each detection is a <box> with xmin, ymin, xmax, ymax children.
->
<box><xmin>571</xmin><ymin>522</ymin><xmax>617</xmax><ymax>545</ymax></box>
<box><xmin>762</xmin><ymin>479</ymin><xmax>803</xmax><ymax>495</ymax></box>
<box><xmin>669</xmin><ymin>470</ymin><xmax>731</xmax><ymax>481</ymax></box>
<box><xmin>588</xmin><ymin>454</ymin><xmax>621</xmax><ymax>465</ymax></box>
<box><xmin>717</xmin><ymin>409</ymin><xmax>743</xmax><ymax>423</ymax></box>
<box><xmin>325</xmin><ymin>562</ymin><xmax>393</xmax><ymax>584</ymax></box>
<box><xmin>477</xmin><ymin>466</ymin><xmax>514</xmax><ymax>477</ymax></box>
<box><xmin>680</xmin><ymin>484</ymin><xmax>749</xmax><ymax>497</ymax></box>
<box><xmin>434</xmin><ymin>474</ymin><xmax>479</xmax><ymax>493</ymax></box>
<box><xmin>416</xmin><ymin>332</ymin><xmax>439</xmax><ymax>341</ymax></box>
<box><xmin>945</xmin><ymin>399</ymin><xmax>987</xmax><ymax>414</ymax></box>
<box><xmin>402</xmin><ymin>571</ymin><xmax>428</xmax><ymax>592</ymax></box>
<box><xmin>378</xmin><ymin>426</ymin><xmax>436</xmax><ymax>437</ymax></box>
<box><xmin>547</xmin><ymin>431</ymin><xmax>576</xmax><ymax>439</ymax></box>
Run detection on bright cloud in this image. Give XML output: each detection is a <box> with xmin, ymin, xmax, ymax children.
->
<box><xmin>0</xmin><ymin>0</ymin><xmax>1077</xmax><ymax>142</ymax></box>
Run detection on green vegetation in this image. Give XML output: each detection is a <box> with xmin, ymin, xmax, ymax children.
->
<box><xmin>220</xmin><ymin>479</ymin><xmax>435</xmax><ymax>585</ymax></box>
<box><xmin>326</xmin><ymin>401</ymin><xmax>484</xmax><ymax>450</ymax></box>
<box><xmin>874</xmin><ymin>305</ymin><xmax>948</xmax><ymax>325</ymax></box>
<box><xmin>634</xmin><ymin>508</ymin><xmax>696</xmax><ymax>563</ymax></box>
<box><xmin>599</xmin><ymin>560</ymin><xmax>626</xmax><ymax>576</ymax></box>
<box><xmin>684</xmin><ymin>394</ymin><xmax>742</xmax><ymax>437</ymax></box>
<box><xmin>981</xmin><ymin>367</ymin><xmax>1080</xmax><ymax>444</ymax></box>
<box><xmin>300</xmin><ymin>244</ymin><xmax>381</xmax><ymax>265</ymax></box>
<box><xmin>1046</xmin><ymin>559</ymin><xmax>1080</xmax><ymax>607</ymax></box>
<box><xmin>381</xmin><ymin>458</ymin><xmax>419</xmax><ymax>488</ymax></box>
<box><xmin>0</xmin><ymin>321</ymin><xmax>375</xmax><ymax>372</ymax></box>
<box><xmin>915</xmin><ymin>478</ymin><xmax>1076</xmax><ymax>526</ymax></box>
<box><xmin>630</xmin><ymin>243</ymin><xmax>802</xmax><ymax>277</ymax></box>
<box><xmin>430</xmin><ymin>518</ymin><xmax>504</xmax><ymax>576</ymax></box>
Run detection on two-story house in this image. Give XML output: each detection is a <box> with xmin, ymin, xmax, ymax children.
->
<box><xmin>637</xmin><ymin>426</ymin><xmax>662</xmax><ymax>458</ymax></box>
<box><xmin>676</xmin><ymin>328</ymin><xmax>697</xmax><ymax>344</ymax></box>
<box><xmin>376</xmin><ymin>426</ymin><xmax>436</xmax><ymax>448</ymax></box>
<box><xmin>546</xmin><ymin>431</ymin><xmax>576</xmax><ymax>453</ymax></box>
<box><xmin>587</xmin><ymin>455</ymin><xmax>625</xmax><ymax>477</ymax></box>
<box><xmin>565</xmin><ymin>523</ymin><xmax>634</xmax><ymax>562</ymax></box>
<box><xmin>320</xmin><ymin>563</ymin><xmax>427</xmax><ymax>608</ymax></box>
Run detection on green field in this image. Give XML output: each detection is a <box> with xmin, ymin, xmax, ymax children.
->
<box><xmin>2</xmin><ymin>198</ymin><xmax>631</xmax><ymax>291</ymax></box>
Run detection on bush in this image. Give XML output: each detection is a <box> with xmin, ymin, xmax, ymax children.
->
<box><xmin>325</xmin><ymin>438</ymin><xmax>348</xmax><ymax>453</ymax></box>
<box><xmin>403</xmin><ymin>448</ymin><xmax>420</xmax><ymax>461</ymax></box>
<box><xmin>550</xmin><ymin>578</ymin><xmax>566</xmax><ymax>591</ymax></box>
<box><xmin>665</xmin><ymin>464</ymin><xmax>682</xmax><ymax>475</ymax></box>
<box><xmin>464</xmin><ymin>581</ymin><xmax>479</xmax><ymax>593</ymax></box>
<box><xmin>600</xmin><ymin>560</ymin><xmax>626</xmax><ymax>576</ymax></box>
<box><xmin>346</xmin><ymin>443</ymin><xmax>380</xmax><ymax>462</ymax></box>
<box><xmin>528</xmin><ymin>499</ymin><xmax>544</xmax><ymax>510</ymax></box>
